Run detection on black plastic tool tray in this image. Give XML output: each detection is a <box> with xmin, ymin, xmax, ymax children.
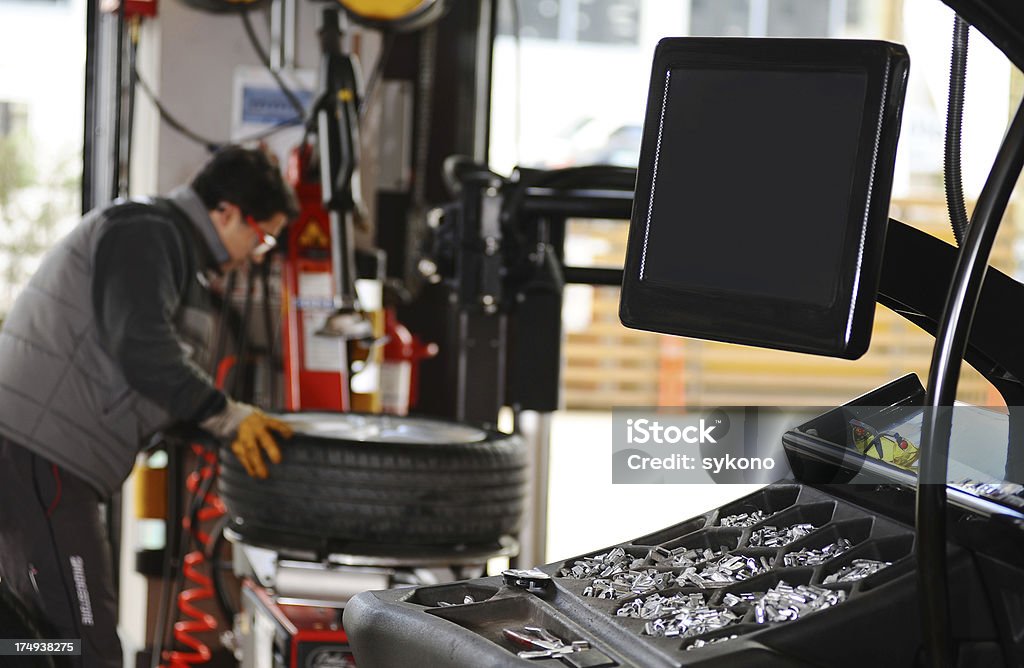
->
<box><xmin>345</xmin><ymin>484</ymin><xmax>932</xmax><ymax>667</ymax></box>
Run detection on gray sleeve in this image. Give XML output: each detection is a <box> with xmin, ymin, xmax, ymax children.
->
<box><xmin>92</xmin><ymin>217</ymin><xmax>227</xmax><ymax>422</ymax></box>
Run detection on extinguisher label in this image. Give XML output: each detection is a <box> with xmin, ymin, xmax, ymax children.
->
<box><xmin>298</xmin><ymin>272</ymin><xmax>346</xmax><ymax>373</ymax></box>
<box><xmin>380</xmin><ymin>361</ymin><xmax>412</xmax><ymax>415</ymax></box>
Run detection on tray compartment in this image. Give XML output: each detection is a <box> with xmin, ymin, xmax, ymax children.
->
<box><xmin>678</xmin><ymin>550</ymin><xmax>777</xmax><ymax>588</ymax></box>
<box><xmin>558</xmin><ymin>545</ymin><xmax>652</xmax><ymax>580</ymax></box>
<box><xmin>776</xmin><ymin>517</ymin><xmax>873</xmax><ymax>568</ymax></box>
<box><xmin>713</xmin><ymin>486</ymin><xmax>801</xmax><ymax>527</ymax></box>
<box><xmin>820</xmin><ymin>534</ymin><xmax>914</xmax><ymax>589</ymax></box>
<box><xmin>428</xmin><ymin>596</ymin><xmax>582</xmax><ymax>655</ymax></box>
<box><xmin>655</xmin><ymin>529</ymin><xmax>743</xmax><ymax>568</ymax></box>
<box><xmin>404</xmin><ymin>582</ymin><xmax>500</xmax><ymax>607</ymax></box>
<box><xmin>709</xmin><ymin>570</ymin><xmax>815</xmax><ymax>605</ymax></box>
<box><xmin>741</xmin><ymin>502</ymin><xmax>836</xmax><ymax>548</ymax></box>
<box><xmin>632</xmin><ymin>515</ymin><xmax>709</xmax><ymax>546</ymax></box>
<box><xmin>680</xmin><ymin>623</ymin><xmax>764</xmax><ymax>653</ymax></box>
<box><xmin>712</xmin><ymin>572</ymin><xmax>847</xmax><ymax>626</ymax></box>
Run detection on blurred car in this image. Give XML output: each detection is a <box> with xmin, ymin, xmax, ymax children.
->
<box><xmin>527</xmin><ymin>116</ymin><xmax>643</xmax><ymax>168</ymax></box>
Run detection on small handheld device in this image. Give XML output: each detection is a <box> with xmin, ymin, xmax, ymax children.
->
<box><xmin>620</xmin><ymin>38</ymin><xmax>909</xmax><ymax>358</ymax></box>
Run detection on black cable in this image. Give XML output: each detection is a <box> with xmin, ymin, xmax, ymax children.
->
<box><xmin>412</xmin><ymin>23</ymin><xmax>438</xmax><ymax>207</ymax></box>
<box><xmin>205</xmin><ymin>515</ymin><xmax>238</xmax><ymax>622</ymax></box>
<box><xmin>944</xmin><ymin>14</ymin><xmax>970</xmax><ymax>246</ymax></box>
<box><xmin>125</xmin><ymin>21</ymin><xmax>216</xmax><ymax>152</ymax></box>
<box><xmin>240</xmin><ymin>8</ymin><xmax>307</xmax><ymax>119</ymax></box>
<box><xmin>234</xmin><ymin>269</ymin><xmax>257</xmax><ymax>399</ymax></box>
<box><xmin>133</xmin><ymin>63</ymin><xmax>302</xmax><ymax>153</ymax></box>
<box><xmin>186</xmin><ymin>454</ymin><xmax>218</xmax><ymax>550</ymax></box>
<box><xmin>360</xmin><ymin>32</ymin><xmax>395</xmax><ymax>117</ymax></box>
<box><xmin>213</xmin><ymin>272</ymin><xmax>239</xmax><ymax>379</ymax></box>
<box><xmin>132</xmin><ymin>65</ymin><xmax>220</xmax><ymax>152</ymax></box>
<box><xmin>259</xmin><ymin>259</ymin><xmax>278</xmax><ymax>408</ymax></box>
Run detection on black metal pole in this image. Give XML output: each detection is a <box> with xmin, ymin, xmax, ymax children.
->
<box><xmin>917</xmin><ymin>97</ymin><xmax>1024</xmax><ymax>668</ymax></box>
<box><xmin>111</xmin><ymin>2</ymin><xmax>125</xmax><ymax>202</ymax></box>
<box><xmin>82</xmin><ymin>0</ymin><xmax>99</xmax><ymax>214</ymax></box>
<box><xmin>123</xmin><ymin>19</ymin><xmax>138</xmax><ymax>197</ymax></box>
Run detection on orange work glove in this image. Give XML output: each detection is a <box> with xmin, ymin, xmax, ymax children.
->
<box><xmin>230</xmin><ymin>411</ymin><xmax>293</xmax><ymax>479</ymax></box>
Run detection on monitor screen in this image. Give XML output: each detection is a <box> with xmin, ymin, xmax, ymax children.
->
<box><xmin>621</xmin><ymin>38</ymin><xmax>909</xmax><ymax>359</ymax></box>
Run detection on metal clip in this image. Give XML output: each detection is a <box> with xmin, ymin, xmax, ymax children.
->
<box><xmin>502</xmin><ymin>568</ymin><xmax>554</xmax><ymax>597</ymax></box>
<box><xmin>502</xmin><ymin>626</ymin><xmax>591</xmax><ymax>661</ymax></box>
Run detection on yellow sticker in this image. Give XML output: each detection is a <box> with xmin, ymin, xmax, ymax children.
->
<box><xmin>852</xmin><ymin>426</ymin><xmax>920</xmax><ymax>470</ymax></box>
<box><xmin>298</xmin><ymin>219</ymin><xmax>330</xmax><ymax>249</ymax></box>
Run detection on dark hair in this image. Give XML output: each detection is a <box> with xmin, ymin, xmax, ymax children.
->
<box><xmin>191</xmin><ymin>145</ymin><xmax>300</xmax><ymax>221</ymax></box>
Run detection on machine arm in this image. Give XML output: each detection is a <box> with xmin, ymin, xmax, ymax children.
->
<box><xmin>312</xmin><ymin>7</ymin><xmax>362</xmax><ymax>314</ymax></box>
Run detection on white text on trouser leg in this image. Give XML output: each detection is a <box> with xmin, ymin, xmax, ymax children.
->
<box><xmin>69</xmin><ymin>556</ymin><xmax>94</xmax><ymax>626</ymax></box>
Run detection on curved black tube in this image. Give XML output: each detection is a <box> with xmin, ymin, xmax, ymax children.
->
<box><xmin>259</xmin><ymin>260</ymin><xmax>278</xmax><ymax>407</ymax></box>
<box><xmin>917</xmin><ymin>97</ymin><xmax>1024</xmax><ymax>668</ymax></box>
<box><xmin>207</xmin><ymin>515</ymin><xmax>238</xmax><ymax>622</ymax></box>
<box><xmin>945</xmin><ymin>15</ymin><xmax>970</xmax><ymax>246</ymax></box>
<box><xmin>235</xmin><ymin>268</ymin><xmax>257</xmax><ymax>398</ymax></box>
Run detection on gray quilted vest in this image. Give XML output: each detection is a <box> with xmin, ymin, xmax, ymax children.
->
<box><xmin>0</xmin><ymin>198</ymin><xmax>217</xmax><ymax>496</ymax></box>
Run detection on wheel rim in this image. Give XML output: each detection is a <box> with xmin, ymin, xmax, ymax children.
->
<box><xmin>276</xmin><ymin>413</ymin><xmax>488</xmax><ymax>444</ymax></box>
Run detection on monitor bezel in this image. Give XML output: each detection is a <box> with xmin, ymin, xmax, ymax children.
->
<box><xmin>620</xmin><ymin>38</ymin><xmax>909</xmax><ymax>359</ymax></box>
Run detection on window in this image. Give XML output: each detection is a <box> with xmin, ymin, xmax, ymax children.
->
<box><xmin>0</xmin><ymin>101</ymin><xmax>27</xmax><ymax>137</ymax></box>
<box><xmin>498</xmin><ymin>0</ymin><xmax>641</xmax><ymax>45</ymax></box>
<box><xmin>577</xmin><ymin>0</ymin><xmax>640</xmax><ymax>45</ymax></box>
<box><xmin>0</xmin><ymin>0</ymin><xmax>84</xmax><ymax>317</ymax></box>
<box><xmin>690</xmin><ymin>0</ymin><xmax>846</xmax><ymax>38</ymax></box>
<box><xmin>690</xmin><ymin>0</ymin><xmax>750</xmax><ymax>37</ymax></box>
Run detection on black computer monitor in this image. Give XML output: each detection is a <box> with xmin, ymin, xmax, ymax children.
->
<box><xmin>620</xmin><ymin>38</ymin><xmax>909</xmax><ymax>359</ymax></box>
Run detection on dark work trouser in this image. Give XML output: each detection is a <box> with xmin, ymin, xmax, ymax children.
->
<box><xmin>0</xmin><ymin>438</ymin><xmax>122</xmax><ymax>667</ymax></box>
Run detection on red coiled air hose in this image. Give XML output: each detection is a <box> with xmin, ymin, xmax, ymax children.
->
<box><xmin>162</xmin><ymin>445</ymin><xmax>226</xmax><ymax>668</ymax></box>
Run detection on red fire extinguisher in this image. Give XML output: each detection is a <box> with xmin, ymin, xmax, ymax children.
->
<box><xmin>281</xmin><ymin>144</ymin><xmax>349</xmax><ymax>411</ymax></box>
<box><xmin>380</xmin><ymin>307</ymin><xmax>437</xmax><ymax>415</ymax></box>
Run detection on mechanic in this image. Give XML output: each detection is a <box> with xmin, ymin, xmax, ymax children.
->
<box><xmin>0</xmin><ymin>146</ymin><xmax>297</xmax><ymax>666</ymax></box>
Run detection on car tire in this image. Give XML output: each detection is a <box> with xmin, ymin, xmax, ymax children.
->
<box><xmin>218</xmin><ymin>413</ymin><xmax>527</xmax><ymax>547</ymax></box>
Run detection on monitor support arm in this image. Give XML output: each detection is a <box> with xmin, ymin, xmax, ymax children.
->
<box><xmin>912</xmin><ymin>96</ymin><xmax>1024</xmax><ymax>668</ymax></box>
